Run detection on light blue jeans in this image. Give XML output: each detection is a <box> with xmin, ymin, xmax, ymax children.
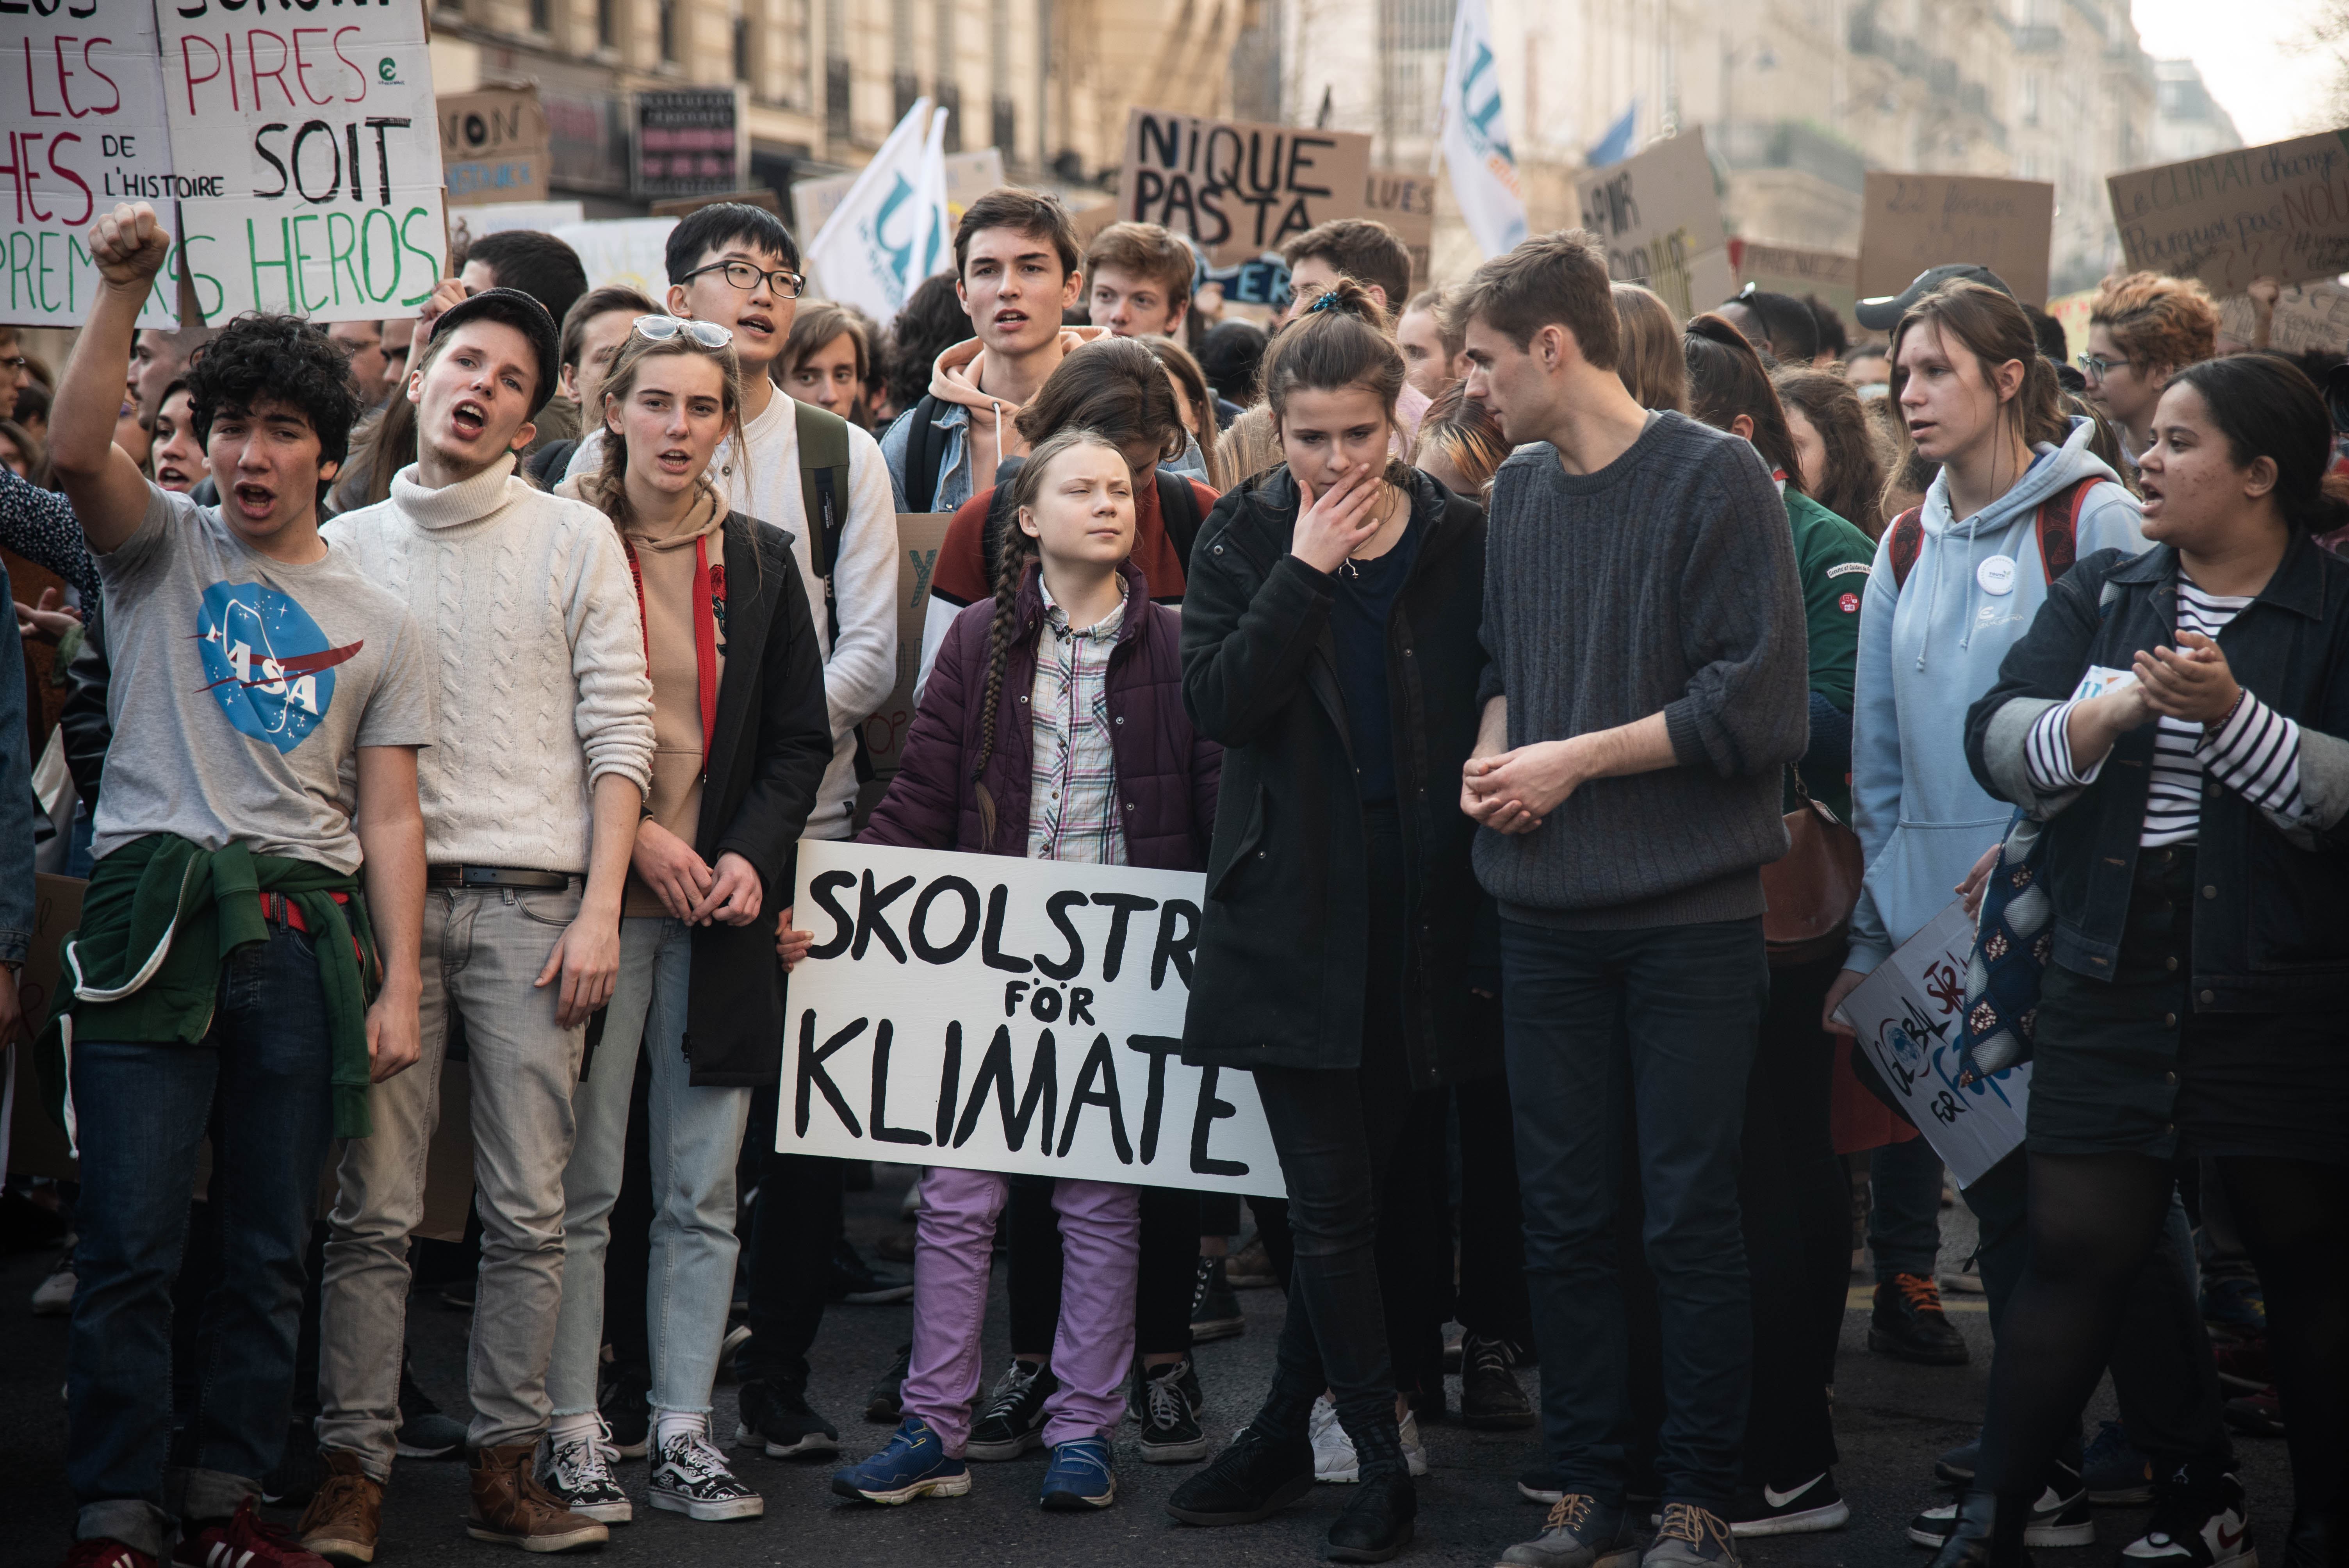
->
<box><xmin>547</xmin><ymin>916</ymin><xmax>750</xmax><ymax>1420</ymax></box>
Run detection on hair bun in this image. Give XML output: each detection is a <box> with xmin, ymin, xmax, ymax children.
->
<box><xmin>1297</xmin><ymin>276</ymin><xmax>1376</xmax><ymax>321</ymax></box>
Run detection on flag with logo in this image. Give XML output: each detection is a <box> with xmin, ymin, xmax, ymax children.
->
<box><xmin>1434</xmin><ymin>0</ymin><xmax>1527</xmax><ymax>258</ymax></box>
<box><xmin>804</xmin><ymin>98</ymin><xmax>952</xmax><ymax>320</ymax></box>
<box><xmin>1587</xmin><ymin>101</ymin><xmax>1640</xmax><ymax>169</ymax></box>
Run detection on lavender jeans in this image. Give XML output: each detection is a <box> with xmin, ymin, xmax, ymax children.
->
<box><xmin>900</xmin><ymin>1168</ymin><xmax>1139</xmax><ymax>1455</ymax></box>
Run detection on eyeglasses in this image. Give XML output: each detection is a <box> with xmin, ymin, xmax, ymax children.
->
<box><xmin>633</xmin><ymin>315</ymin><xmax>734</xmax><ymax>349</ymax></box>
<box><xmin>680</xmin><ymin>259</ymin><xmax>806</xmax><ymax>299</ymax></box>
<box><xmin>2075</xmin><ymin>351</ymin><xmax>2131</xmax><ymax>380</ymax></box>
<box><xmin>0</xmin><ymin>355</ymin><xmax>25</xmax><ymax>373</ymax></box>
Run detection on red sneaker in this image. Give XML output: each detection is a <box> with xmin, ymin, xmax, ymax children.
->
<box><xmin>173</xmin><ymin>1499</ymin><xmax>331</xmax><ymax>1568</ymax></box>
<box><xmin>61</xmin><ymin>1542</ymin><xmax>159</xmax><ymax>1568</ymax></box>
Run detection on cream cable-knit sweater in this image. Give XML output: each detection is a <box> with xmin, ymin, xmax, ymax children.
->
<box><xmin>324</xmin><ymin>454</ymin><xmax>656</xmax><ymax>873</ymax></box>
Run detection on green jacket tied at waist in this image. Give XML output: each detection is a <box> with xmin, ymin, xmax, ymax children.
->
<box><xmin>38</xmin><ymin>834</ymin><xmax>383</xmax><ymax>1139</ymax></box>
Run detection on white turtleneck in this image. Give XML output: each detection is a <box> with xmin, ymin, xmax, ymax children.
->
<box><xmin>324</xmin><ymin>452</ymin><xmax>655</xmax><ymax>873</ymax></box>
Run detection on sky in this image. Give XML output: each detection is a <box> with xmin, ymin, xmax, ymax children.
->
<box><xmin>2132</xmin><ymin>0</ymin><xmax>2337</xmax><ymax>146</ymax></box>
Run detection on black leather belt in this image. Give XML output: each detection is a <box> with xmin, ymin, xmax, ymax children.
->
<box><xmin>425</xmin><ymin>866</ymin><xmax>574</xmax><ymax>891</ymax></box>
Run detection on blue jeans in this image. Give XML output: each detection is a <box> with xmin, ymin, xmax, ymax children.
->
<box><xmin>1502</xmin><ymin>916</ymin><xmax>1770</xmax><ymax>1510</ymax></box>
<box><xmin>1870</xmin><ymin>1135</ymin><xmax>1947</xmax><ymax>1281</ymax></box>
<box><xmin>67</xmin><ymin>924</ymin><xmax>338</xmax><ymax>1556</ymax></box>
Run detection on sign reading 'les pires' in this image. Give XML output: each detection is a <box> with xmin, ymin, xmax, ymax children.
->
<box><xmin>156</xmin><ymin>0</ymin><xmax>444</xmax><ymax>324</ymax></box>
<box><xmin>782</xmin><ymin>842</ymin><xmax>1285</xmax><ymax>1197</ymax></box>
<box><xmin>1119</xmin><ymin>108</ymin><xmax>1371</xmax><ymax>269</ymax></box>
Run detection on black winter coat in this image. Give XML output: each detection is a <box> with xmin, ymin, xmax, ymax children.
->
<box><xmin>1179</xmin><ymin>466</ymin><xmax>1492</xmax><ymax>1085</ymax></box>
<box><xmin>683</xmin><ymin>513</ymin><xmax>836</xmax><ymax>1086</ymax></box>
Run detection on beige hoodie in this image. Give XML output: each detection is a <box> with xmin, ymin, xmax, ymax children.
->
<box><xmin>928</xmin><ymin>324</ymin><xmax>1110</xmax><ymax>486</ymax></box>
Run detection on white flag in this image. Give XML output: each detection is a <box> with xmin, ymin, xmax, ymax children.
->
<box><xmin>1435</xmin><ymin>0</ymin><xmax>1528</xmax><ymax>258</ymax></box>
<box><xmin>805</xmin><ymin>98</ymin><xmax>953</xmax><ymax>321</ymax></box>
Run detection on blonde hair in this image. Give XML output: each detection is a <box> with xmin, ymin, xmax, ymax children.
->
<box><xmin>2088</xmin><ymin>271</ymin><xmax>2220</xmax><ymax>378</ymax></box>
<box><xmin>1214</xmin><ymin>403</ymin><xmax>1283</xmax><ymax>490</ymax></box>
<box><xmin>1611</xmin><ymin>283</ymin><xmax>1688</xmax><ymax>413</ymax></box>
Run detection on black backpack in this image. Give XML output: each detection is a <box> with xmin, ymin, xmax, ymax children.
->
<box><xmin>977</xmin><ymin>468</ymin><xmax>1203</xmax><ymax>599</ymax></box>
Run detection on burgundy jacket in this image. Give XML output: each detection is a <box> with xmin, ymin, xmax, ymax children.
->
<box><xmin>862</xmin><ymin>559</ymin><xmax>1221</xmax><ymax>869</ymax></box>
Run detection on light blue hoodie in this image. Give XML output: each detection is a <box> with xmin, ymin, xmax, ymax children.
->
<box><xmin>1846</xmin><ymin>415</ymin><xmax>2146</xmax><ymax>975</ymax></box>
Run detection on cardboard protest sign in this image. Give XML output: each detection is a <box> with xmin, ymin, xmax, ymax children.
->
<box><xmin>1</xmin><ymin>0</ymin><xmax>184</xmax><ymax>327</ymax></box>
<box><xmin>1729</xmin><ymin>238</ymin><xmax>1859</xmax><ymax>320</ymax></box>
<box><xmin>855</xmin><ymin>513</ymin><xmax>950</xmax><ymax>782</ymax></box>
<box><xmin>1119</xmin><ymin>107</ymin><xmax>1371</xmax><ymax>269</ymax></box>
<box><xmin>783</xmin><ymin>841</ymin><xmax>1286</xmax><ymax>1196</ymax></box>
<box><xmin>2109</xmin><ymin>132</ymin><xmax>2349</xmax><ymax>295</ymax></box>
<box><xmin>1835</xmin><ymin>900</ymin><xmax>2029</xmax><ymax>1187</ymax></box>
<box><xmin>1366</xmin><ymin>169</ymin><xmax>1436</xmax><ymax>294</ymax></box>
<box><xmin>440</xmin><ymin>85</ymin><xmax>548</xmax><ymax>207</ymax></box>
<box><xmin>2216</xmin><ymin>278</ymin><xmax>2349</xmax><ymax>355</ymax></box>
<box><xmin>157</xmin><ymin>0</ymin><xmax>445</xmax><ymax>323</ymax></box>
<box><xmin>1859</xmin><ymin>171</ymin><xmax>2053</xmax><ymax>308</ymax></box>
<box><xmin>1573</xmin><ymin>130</ymin><xmax>1734</xmax><ymax>323</ymax></box>
<box><xmin>2046</xmin><ymin>287</ymin><xmax>2096</xmax><ymax>364</ymax></box>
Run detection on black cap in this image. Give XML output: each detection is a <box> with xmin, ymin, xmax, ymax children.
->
<box><xmin>428</xmin><ymin>286</ymin><xmax>562</xmax><ymax>419</ymax></box>
<box><xmin>1854</xmin><ymin>264</ymin><xmax>2016</xmax><ymax>333</ymax></box>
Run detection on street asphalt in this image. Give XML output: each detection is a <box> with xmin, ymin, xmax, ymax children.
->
<box><xmin>0</xmin><ymin>1164</ymin><xmax>2294</xmax><ymax>1568</ymax></box>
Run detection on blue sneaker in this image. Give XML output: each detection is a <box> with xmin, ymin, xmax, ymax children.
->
<box><xmin>2201</xmin><ymin>1276</ymin><xmax>2266</xmax><ymax>1341</ymax></box>
<box><xmin>2084</xmin><ymin>1420</ymin><xmax>2157</xmax><ymax>1505</ymax></box>
<box><xmin>829</xmin><ymin>1417</ymin><xmax>971</xmax><ymax>1505</ymax></box>
<box><xmin>1039</xmin><ymin>1435</ymin><xmax>1117</xmax><ymax>1511</ymax></box>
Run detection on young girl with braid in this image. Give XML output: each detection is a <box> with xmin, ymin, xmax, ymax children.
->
<box><xmin>815</xmin><ymin>427</ymin><xmax>1221</xmax><ymax>1513</ymax></box>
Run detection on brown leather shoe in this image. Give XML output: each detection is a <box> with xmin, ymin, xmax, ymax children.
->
<box><xmin>466</xmin><ymin>1441</ymin><xmax>611</xmax><ymax>1553</ymax></box>
<box><xmin>298</xmin><ymin>1449</ymin><xmax>384</xmax><ymax>1564</ymax></box>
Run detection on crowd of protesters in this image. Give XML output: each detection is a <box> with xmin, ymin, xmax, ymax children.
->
<box><xmin>0</xmin><ymin>183</ymin><xmax>2340</xmax><ymax>1568</ymax></box>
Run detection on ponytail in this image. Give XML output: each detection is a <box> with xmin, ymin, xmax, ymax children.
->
<box><xmin>1263</xmin><ymin>277</ymin><xmax>1414</xmax><ymax>489</ymax></box>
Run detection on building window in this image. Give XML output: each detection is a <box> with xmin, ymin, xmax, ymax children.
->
<box><xmin>735</xmin><ymin>14</ymin><xmax>752</xmax><ymax>83</ymax></box>
<box><xmin>659</xmin><ymin>0</ymin><xmax>676</xmax><ymax>62</ymax></box>
<box><xmin>827</xmin><ymin>54</ymin><xmax>852</xmax><ymax>140</ymax></box>
<box><xmin>529</xmin><ymin>0</ymin><xmax>548</xmax><ymax>30</ymax></box>
<box><xmin>893</xmin><ymin>70</ymin><xmax>922</xmax><ymax>120</ymax></box>
<box><xmin>598</xmin><ymin>0</ymin><xmax>616</xmax><ymax>48</ymax></box>
<box><xmin>992</xmin><ymin>95</ymin><xmax>1016</xmax><ymax>158</ymax></box>
<box><xmin>936</xmin><ymin>81</ymin><xmax>962</xmax><ymax>151</ymax></box>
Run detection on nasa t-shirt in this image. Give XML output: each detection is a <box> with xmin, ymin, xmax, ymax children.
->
<box><xmin>92</xmin><ymin>484</ymin><xmax>434</xmax><ymax>875</ymax></box>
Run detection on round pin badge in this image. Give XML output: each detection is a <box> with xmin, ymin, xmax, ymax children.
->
<box><xmin>1977</xmin><ymin>555</ymin><xmax>2018</xmax><ymax>596</ymax></box>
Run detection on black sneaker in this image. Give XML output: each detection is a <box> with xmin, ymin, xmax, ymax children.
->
<box><xmin>1870</xmin><ymin>1274</ymin><xmax>1971</xmax><ymax>1366</ymax></box>
<box><xmin>965</xmin><ymin>1358</ymin><xmax>1055</xmax><ymax>1460</ymax></box>
<box><xmin>1460</xmin><ymin>1331</ymin><xmax>1536</xmax><ymax>1430</ymax></box>
<box><xmin>865</xmin><ymin>1344</ymin><xmax>911</xmax><ymax>1425</ymax></box>
<box><xmin>1132</xmin><ymin>1359</ymin><xmax>1209</xmax><ymax>1463</ymax></box>
<box><xmin>1934</xmin><ymin>1439</ymin><xmax>1979</xmax><ymax>1486</ymax></box>
<box><xmin>1190</xmin><ymin>1256</ymin><xmax>1245</xmax><ymax>1343</ymax></box>
<box><xmin>1718</xmin><ymin>1474</ymin><xmax>1850</xmax><ymax>1537</ymax></box>
<box><xmin>736</xmin><ymin>1376</ymin><xmax>839</xmax><ymax>1459</ymax></box>
<box><xmin>1166</xmin><ymin>1425</ymin><xmax>1315</xmax><ymax>1526</ymax></box>
<box><xmin>259</xmin><ymin>1420</ymin><xmax>325</xmax><ymax>1507</ymax></box>
<box><xmin>1908</xmin><ymin>1463</ymin><xmax>2094</xmax><ymax>1548</ymax></box>
<box><xmin>2120</xmin><ymin>1466</ymin><xmax>2254</xmax><ymax>1568</ymax></box>
<box><xmin>1328</xmin><ymin>1468</ymin><xmax>1417</xmax><ymax>1563</ymax></box>
<box><xmin>395</xmin><ymin>1355</ymin><xmax>466</xmax><ymax>1459</ymax></box>
<box><xmin>829</xmin><ymin>1237</ymin><xmax>913</xmax><ymax>1305</ymax></box>
<box><xmin>599</xmin><ymin>1363</ymin><xmax>652</xmax><ymax>1458</ymax></box>
<box><xmin>2223</xmin><ymin>1387</ymin><xmax>2283</xmax><ymax>1438</ymax></box>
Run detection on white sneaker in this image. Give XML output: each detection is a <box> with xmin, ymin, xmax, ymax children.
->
<box><xmin>537</xmin><ymin>1419</ymin><xmax>634</xmax><ymax>1523</ymax></box>
<box><xmin>31</xmin><ymin>1251</ymin><xmax>75</xmax><ymax>1316</ymax></box>
<box><xmin>1307</xmin><ymin>1394</ymin><xmax>1429</xmax><ymax>1483</ymax></box>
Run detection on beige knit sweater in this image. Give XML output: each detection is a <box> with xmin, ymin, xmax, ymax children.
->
<box><xmin>324</xmin><ymin>454</ymin><xmax>656</xmax><ymax>873</ymax></box>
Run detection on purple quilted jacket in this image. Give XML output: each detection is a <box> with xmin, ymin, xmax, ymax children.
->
<box><xmin>862</xmin><ymin>560</ymin><xmax>1221</xmax><ymax>869</ymax></box>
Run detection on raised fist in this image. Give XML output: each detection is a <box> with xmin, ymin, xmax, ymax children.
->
<box><xmin>87</xmin><ymin>203</ymin><xmax>171</xmax><ymax>291</ymax></box>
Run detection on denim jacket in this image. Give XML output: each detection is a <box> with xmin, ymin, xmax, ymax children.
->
<box><xmin>1964</xmin><ymin>538</ymin><xmax>2349</xmax><ymax>1012</ymax></box>
<box><xmin>881</xmin><ymin>396</ymin><xmax>1210</xmax><ymax>514</ymax></box>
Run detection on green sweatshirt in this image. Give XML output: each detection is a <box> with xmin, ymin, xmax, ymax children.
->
<box><xmin>39</xmin><ymin>834</ymin><xmax>383</xmax><ymax>1139</ymax></box>
<box><xmin>1785</xmin><ymin>489</ymin><xmax>1877</xmax><ymax>821</ymax></box>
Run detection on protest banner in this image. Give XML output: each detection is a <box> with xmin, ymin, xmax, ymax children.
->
<box><xmin>1729</xmin><ymin>237</ymin><xmax>1859</xmax><ymax>321</ymax></box>
<box><xmin>1367</xmin><ymin>168</ymin><xmax>1436</xmax><ymax>294</ymax></box>
<box><xmin>802</xmin><ymin>99</ymin><xmax>946</xmax><ymax>321</ymax></box>
<box><xmin>1434</xmin><ymin>0</ymin><xmax>1525</xmax><ymax>256</ymax></box>
<box><xmin>1835</xmin><ymin>899</ymin><xmax>2029</xmax><ymax>1188</ymax></box>
<box><xmin>1118</xmin><ymin>107</ymin><xmax>1371</xmax><ymax>269</ymax></box>
<box><xmin>856</xmin><ymin>512</ymin><xmax>950</xmax><ymax>785</ymax></box>
<box><xmin>0</xmin><ymin>0</ymin><xmax>184</xmax><ymax>327</ymax></box>
<box><xmin>439</xmin><ymin>84</ymin><xmax>548</xmax><ymax>207</ymax></box>
<box><xmin>446</xmin><ymin>200</ymin><xmax>584</xmax><ymax>259</ymax></box>
<box><xmin>632</xmin><ymin>87</ymin><xmax>740</xmax><ymax>201</ymax></box>
<box><xmin>1859</xmin><ymin>171</ymin><xmax>2054</xmax><ymax>308</ymax></box>
<box><xmin>156</xmin><ymin>0</ymin><xmax>446</xmax><ymax>323</ymax></box>
<box><xmin>2216</xmin><ymin>278</ymin><xmax>2349</xmax><ymax>354</ymax></box>
<box><xmin>1572</xmin><ymin>129</ymin><xmax>1734</xmax><ymax>322</ymax></box>
<box><xmin>2108</xmin><ymin>132</ymin><xmax>2349</xmax><ymax>295</ymax></box>
<box><xmin>781</xmin><ymin>841</ymin><xmax>1286</xmax><ymax>1196</ymax></box>
<box><xmin>553</xmin><ymin>216</ymin><xmax>677</xmax><ymax>295</ymax></box>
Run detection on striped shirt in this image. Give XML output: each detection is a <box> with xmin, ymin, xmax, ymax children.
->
<box><xmin>1025</xmin><ymin>580</ymin><xmax>1128</xmax><ymax>866</ymax></box>
<box><xmin>2025</xmin><ymin>583</ymin><xmax>2308</xmax><ymax>844</ymax></box>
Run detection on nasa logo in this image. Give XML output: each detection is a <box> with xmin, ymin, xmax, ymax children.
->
<box><xmin>195</xmin><ymin>583</ymin><xmax>364</xmax><ymax>754</ymax></box>
<box><xmin>1839</xmin><ymin>592</ymin><xmax>1859</xmax><ymax>614</ymax></box>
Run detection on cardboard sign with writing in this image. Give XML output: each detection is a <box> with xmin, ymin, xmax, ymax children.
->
<box><xmin>783</xmin><ymin>841</ymin><xmax>1285</xmax><ymax>1196</ymax></box>
<box><xmin>1859</xmin><ymin>171</ymin><xmax>2053</xmax><ymax>308</ymax></box>
<box><xmin>159</xmin><ymin>0</ymin><xmax>445</xmax><ymax>323</ymax></box>
<box><xmin>1366</xmin><ymin>168</ymin><xmax>1436</xmax><ymax>295</ymax></box>
<box><xmin>1836</xmin><ymin>900</ymin><xmax>2029</xmax><ymax>1188</ymax></box>
<box><xmin>440</xmin><ymin>85</ymin><xmax>549</xmax><ymax>207</ymax></box>
<box><xmin>857</xmin><ymin>513</ymin><xmax>950</xmax><ymax>781</ymax></box>
<box><xmin>1730</xmin><ymin>238</ymin><xmax>1859</xmax><ymax>320</ymax></box>
<box><xmin>2216</xmin><ymin>279</ymin><xmax>2349</xmax><ymax>355</ymax></box>
<box><xmin>0</xmin><ymin>0</ymin><xmax>184</xmax><ymax>327</ymax></box>
<box><xmin>2109</xmin><ymin>132</ymin><xmax>2349</xmax><ymax>295</ymax></box>
<box><xmin>1573</xmin><ymin>130</ymin><xmax>1734</xmax><ymax>323</ymax></box>
<box><xmin>1119</xmin><ymin>107</ymin><xmax>1370</xmax><ymax>268</ymax></box>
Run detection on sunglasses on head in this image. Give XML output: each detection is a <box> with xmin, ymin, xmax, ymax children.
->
<box><xmin>633</xmin><ymin>315</ymin><xmax>734</xmax><ymax>349</ymax></box>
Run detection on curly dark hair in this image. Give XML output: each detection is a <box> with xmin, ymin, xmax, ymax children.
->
<box><xmin>886</xmin><ymin>271</ymin><xmax>975</xmax><ymax>413</ymax></box>
<box><xmin>186</xmin><ymin>314</ymin><xmax>364</xmax><ymax>501</ymax></box>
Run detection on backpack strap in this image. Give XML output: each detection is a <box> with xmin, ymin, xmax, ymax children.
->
<box><xmin>1887</xmin><ymin>506</ymin><xmax>1925</xmax><ymax>590</ymax></box>
<box><xmin>902</xmin><ymin>393</ymin><xmax>947</xmax><ymax>512</ymax></box>
<box><xmin>1155</xmin><ymin>471</ymin><xmax>1203</xmax><ymax>583</ymax></box>
<box><xmin>794</xmin><ymin>399</ymin><xmax>854</xmax><ymax>631</ymax></box>
<box><xmin>2034</xmin><ymin>477</ymin><xmax>2096</xmax><ymax>584</ymax></box>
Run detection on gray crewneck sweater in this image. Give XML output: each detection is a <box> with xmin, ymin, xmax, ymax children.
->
<box><xmin>1474</xmin><ymin>410</ymin><xmax>1809</xmax><ymax>928</ymax></box>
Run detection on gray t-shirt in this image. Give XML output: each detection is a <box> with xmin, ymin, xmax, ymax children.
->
<box><xmin>93</xmin><ymin>485</ymin><xmax>434</xmax><ymax>874</ymax></box>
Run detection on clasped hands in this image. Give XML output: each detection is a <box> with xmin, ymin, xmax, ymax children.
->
<box><xmin>1461</xmin><ymin>738</ymin><xmax>1586</xmax><ymax>835</ymax></box>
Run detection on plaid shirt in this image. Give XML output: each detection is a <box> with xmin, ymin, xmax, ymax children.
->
<box><xmin>1026</xmin><ymin>580</ymin><xmax>1128</xmax><ymax>866</ymax></box>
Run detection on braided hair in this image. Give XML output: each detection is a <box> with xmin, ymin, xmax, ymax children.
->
<box><xmin>971</xmin><ymin>426</ymin><xmax>1131</xmax><ymax>846</ymax></box>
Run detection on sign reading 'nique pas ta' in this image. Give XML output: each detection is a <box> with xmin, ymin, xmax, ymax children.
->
<box><xmin>1118</xmin><ymin>107</ymin><xmax>1371</xmax><ymax>269</ymax></box>
<box><xmin>781</xmin><ymin>841</ymin><xmax>1285</xmax><ymax>1197</ymax></box>
<box><xmin>155</xmin><ymin>0</ymin><xmax>446</xmax><ymax>324</ymax></box>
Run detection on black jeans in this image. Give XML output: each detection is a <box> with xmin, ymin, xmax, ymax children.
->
<box><xmin>739</xmin><ymin>1080</ymin><xmax>845</xmax><ymax>1386</ymax></box>
<box><xmin>1454</xmin><ymin>1058</ymin><xmax>1533</xmax><ymax>1343</ymax></box>
<box><xmin>1502</xmin><ymin>914</ymin><xmax>1768</xmax><ymax>1510</ymax></box>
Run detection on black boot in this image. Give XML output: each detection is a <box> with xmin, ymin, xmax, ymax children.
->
<box><xmin>1166</xmin><ymin>1377</ymin><xmax>1315</xmax><ymax>1527</ymax></box>
<box><xmin>1928</xmin><ymin>1491</ymin><xmax>2034</xmax><ymax>1568</ymax></box>
<box><xmin>1327</xmin><ymin>1412</ymin><xmax>1417</xmax><ymax>1563</ymax></box>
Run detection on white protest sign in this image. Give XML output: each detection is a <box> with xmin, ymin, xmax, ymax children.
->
<box><xmin>553</xmin><ymin>216</ymin><xmax>677</xmax><ymax>296</ymax></box>
<box><xmin>158</xmin><ymin>0</ymin><xmax>446</xmax><ymax>323</ymax></box>
<box><xmin>1836</xmin><ymin>899</ymin><xmax>2030</xmax><ymax>1187</ymax></box>
<box><xmin>1</xmin><ymin>0</ymin><xmax>183</xmax><ymax>326</ymax></box>
<box><xmin>784</xmin><ymin>841</ymin><xmax>1286</xmax><ymax>1196</ymax></box>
